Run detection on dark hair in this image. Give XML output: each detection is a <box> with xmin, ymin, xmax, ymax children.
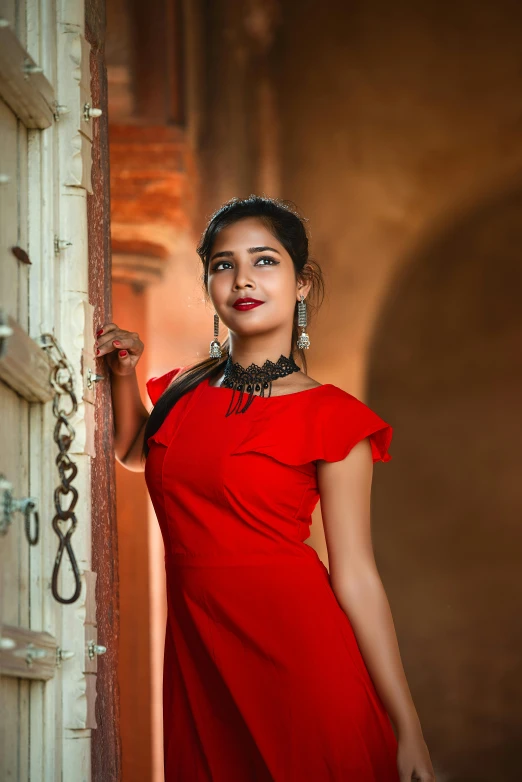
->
<box><xmin>142</xmin><ymin>195</ymin><xmax>325</xmax><ymax>458</ymax></box>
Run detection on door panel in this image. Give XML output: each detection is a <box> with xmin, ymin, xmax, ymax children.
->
<box><xmin>0</xmin><ymin>99</ymin><xmax>20</xmax><ymax>321</ymax></box>
<box><xmin>0</xmin><ymin>93</ymin><xmax>33</xmax><ymax>782</ymax></box>
<box><xmin>1</xmin><ymin>1</ymin><xmax>101</xmax><ymax>779</ymax></box>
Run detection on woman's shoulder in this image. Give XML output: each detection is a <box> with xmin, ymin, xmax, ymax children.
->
<box><xmin>298</xmin><ymin>381</ymin><xmax>389</xmax><ymax>425</ymax></box>
<box><xmin>233</xmin><ymin>380</ymin><xmax>393</xmax><ymax>464</ymax></box>
<box><xmin>314</xmin><ymin>383</ymin><xmax>394</xmax><ymax>462</ymax></box>
<box><xmin>280</xmin><ymin>379</ymin><xmax>366</xmax><ymax>407</ymax></box>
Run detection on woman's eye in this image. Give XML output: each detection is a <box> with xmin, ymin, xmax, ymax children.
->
<box><xmin>256</xmin><ymin>256</ymin><xmax>278</xmax><ymax>266</ymax></box>
<box><xmin>211</xmin><ymin>256</ymin><xmax>278</xmax><ymax>271</ymax></box>
<box><xmin>212</xmin><ymin>261</ymin><xmax>232</xmax><ymax>271</ymax></box>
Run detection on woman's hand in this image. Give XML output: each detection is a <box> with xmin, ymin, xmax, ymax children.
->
<box><xmin>95</xmin><ymin>322</ymin><xmax>144</xmax><ymax>376</ymax></box>
<box><xmin>396</xmin><ymin>728</ymin><xmax>436</xmax><ymax>781</ymax></box>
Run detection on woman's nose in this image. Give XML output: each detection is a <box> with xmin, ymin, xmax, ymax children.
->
<box><xmin>233</xmin><ymin>269</ymin><xmax>255</xmax><ymax>289</ymax></box>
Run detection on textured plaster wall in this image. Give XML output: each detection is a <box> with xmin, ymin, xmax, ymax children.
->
<box><xmin>277</xmin><ymin>0</ymin><xmax>522</xmax><ymax>386</ymax></box>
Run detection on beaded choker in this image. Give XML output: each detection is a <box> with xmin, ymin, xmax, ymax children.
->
<box><xmin>220</xmin><ymin>353</ymin><xmax>300</xmax><ymax>416</ymax></box>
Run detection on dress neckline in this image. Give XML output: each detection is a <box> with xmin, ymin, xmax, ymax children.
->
<box><xmin>204</xmin><ymin>376</ymin><xmax>333</xmax><ymax>400</ymax></box>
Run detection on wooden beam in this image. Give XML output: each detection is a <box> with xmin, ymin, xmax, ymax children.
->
<box><xmin>0</xmin><ymin>19</ymin><xmax>56</xmax><ymax>129</ymax></box>
<box><xmin>0</xmin><ymin>625</ymin><xmax>57</xmax><ymax>681</ymax></box>
<box><xmin>0</xmin><ymin>313</ymin><xmax>53</xmax><ymax>403</ymax></box>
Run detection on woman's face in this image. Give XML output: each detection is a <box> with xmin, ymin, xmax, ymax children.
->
<box><xmin>206</xmin><ymin>217</ymin><xmax>311</xmax><ymax>338</ymax></box>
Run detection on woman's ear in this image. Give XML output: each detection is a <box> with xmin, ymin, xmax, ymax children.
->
<box><xmin>296</xmin><ymin>276</ymin><xmax>312</xmax><ymax>300</ymax></box>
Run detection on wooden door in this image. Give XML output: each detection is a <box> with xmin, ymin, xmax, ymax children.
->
<box><xmin>0</xmin><ymin>2</ymin><xmax>103</xmax><ymax>779</ymax></box>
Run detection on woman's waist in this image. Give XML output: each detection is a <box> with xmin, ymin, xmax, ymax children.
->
<box><xmin>163</xmin><ymin>544</ymin><xmax>324</xmax><ymax>570</ymax></box>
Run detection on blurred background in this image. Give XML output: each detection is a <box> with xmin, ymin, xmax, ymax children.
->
<box><xmin>107</xmin><ymin>1</ymin><xmax>522</xmax><ymax>780</ymax></box>
<box><xmin>1</xmin><ymin>0</ymin><xmax>521</xmax><ymax>780</ymax></box>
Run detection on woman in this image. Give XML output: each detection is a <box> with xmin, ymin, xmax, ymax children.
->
<box><xmin>100</xmin><ymin>195</ymin><xmax>435</xmax><ymax>781</ymax></box>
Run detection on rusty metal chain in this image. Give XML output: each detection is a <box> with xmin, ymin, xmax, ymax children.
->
<box><xmin>41</xmin><ymin>333</ymin><xmax>82</xmax><ymax>604</ymax></box>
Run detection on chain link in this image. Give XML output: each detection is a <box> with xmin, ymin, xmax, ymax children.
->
<box><xmin>41</xmin><ymin>334</ymin><xmax>82</xmax><ymax>604</ymax></box>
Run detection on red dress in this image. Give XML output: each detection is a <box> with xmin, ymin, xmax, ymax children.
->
<box><xmin>145</xmin><ymin>367</ymin><xmax>399</xmax><ymax>781</ymax></box>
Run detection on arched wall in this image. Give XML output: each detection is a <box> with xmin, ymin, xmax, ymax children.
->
<box><xmin>368</xmin><ymin>186</ymin><xmax>522</xmax><ymax>779</ymax></box>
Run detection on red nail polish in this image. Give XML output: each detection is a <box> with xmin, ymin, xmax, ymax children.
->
<box><xmin>96</xmin><ymin>348</ymin><xmax>100</xmax><ymax>355</ymax></box>
<box><xmin>113</xmin><ymin>340</ymin><xmax>121</xmax><ymax>346</ymax></box>
<box><xmin>119</xmin><ymin>350</ymin><xmax>128</xmax><ymax>357</ymax></box>
<box><xmin>96</xmin><ymin>328</ymin><xmax>103</xmax><ymax>336</ymax></box>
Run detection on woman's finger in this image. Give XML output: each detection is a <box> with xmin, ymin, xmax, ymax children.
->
<box><xmin>96</xmin><ymin>322</ymin><xmax>118</xmax><ymax>337</ymax></box>
<box><xmin>96</xmin><ymin>331</ymin><xmax>144</xmax><ymax>359</ymax></box>
<box><xmin>107</xmin><ymin>336</ymin><xmax>141</xmax><ymax>352</ymax></box>
<box><xmin>95</xmin><ymin>332</ymin><xmax>126</xmax><ymax>355</ymax></box>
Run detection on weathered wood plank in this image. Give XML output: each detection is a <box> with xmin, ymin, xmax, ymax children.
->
<box><xmin>0</xmin><ymin>312</ymin><xmax>53</xmax><ymax>402</ymax></box>
<box><xmin>0</xmin><ymin>624</ymin><xmax>57</xmax><ymax>680</ymax></box>
<box><xmin>0</xmin><ymin>20</ymin><xmax>55</xmax><ymax>128</ymax></box>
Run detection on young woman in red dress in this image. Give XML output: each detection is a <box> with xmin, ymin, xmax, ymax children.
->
<box><xmin>101</xmin><ymin>196</ymin><xmax>436</xmax><ymax>781</ymax></box>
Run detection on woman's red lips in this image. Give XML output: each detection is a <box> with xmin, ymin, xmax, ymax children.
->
<box><xmin>232</xmin><ymin>298</ymin><xmax>264</xmax><ymax>311</ymax></box>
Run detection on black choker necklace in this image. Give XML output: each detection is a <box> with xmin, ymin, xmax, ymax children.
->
<box><xmin>220</xmin><ymin>353</ymin><xmax>300</xmax><ymax>416</ymax></box>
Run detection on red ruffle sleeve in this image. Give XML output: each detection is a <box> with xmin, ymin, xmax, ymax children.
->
<box><xmin>146</xmin><ymin>366</ymin><xmax>186</xmax><ymax>406</ymax></box>
<box><xmin>232</xmin><ymin>385</ymin><xmax>393</xmax><ymax>466</ymax></box>
<box><xmin>313</xmin><ymin>387</ymin><xmax>393</xmax><ymax>464</ymax></box>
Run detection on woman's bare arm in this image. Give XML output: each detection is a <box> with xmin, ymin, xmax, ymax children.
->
<box><xmin>317</xmin><ymin>440</ymin><xmax>435</xmax><ymax>781</ymax></box>
<box><xmin>110</xmin><ymin>371</ymin><xmax>149</xmax><ymax>469</ymax></box>
<box><xmin>96</xmin><ymin>321</ymin><xmax>149</xmax><ymax>470</ymax></box>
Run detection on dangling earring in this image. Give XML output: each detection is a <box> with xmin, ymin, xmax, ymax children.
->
<box><xmin>296</xmin><ymin>294</ymin><xmax>310</xmax><ymax>350</ymax></box>
<box><xmin>209</xmin><ymin>313</ymin><xmax>223</xmax><ymax>358</ymax></box>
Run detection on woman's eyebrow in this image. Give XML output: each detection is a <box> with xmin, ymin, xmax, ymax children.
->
<box><xmin>210</xmin><ymin>246</ymin><xmax>282</xmax><ymax>262</ymax></box>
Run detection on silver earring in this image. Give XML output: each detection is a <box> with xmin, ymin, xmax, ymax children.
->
<box><xmin>209</xmin><ymin>313</ymin><xmax>223</xmax><ymax>358</ymax></box>
<box><xmin>296</xmin><ymin>294</ymin><xmax>310</xmax><ymax>350</ymax></box>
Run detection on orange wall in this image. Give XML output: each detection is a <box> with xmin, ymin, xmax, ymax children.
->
<box><xmin>112</xmin><ymin>282</ymin><xmax>153</xmax><ymax>781</ymax></box>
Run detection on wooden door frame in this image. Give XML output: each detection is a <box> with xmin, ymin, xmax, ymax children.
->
<box><xmin>86</xmin><ymin>0</ymin><xmax>122</xmax><ymax>778</ymax></box>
